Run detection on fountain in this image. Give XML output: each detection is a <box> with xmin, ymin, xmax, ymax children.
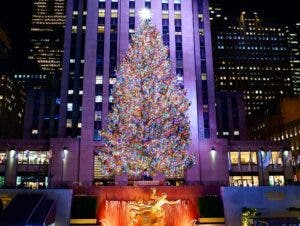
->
<box><xmin>100</xmin><ymin>188</ymin><xmax>197</xmax><ymax>226</ymax></box>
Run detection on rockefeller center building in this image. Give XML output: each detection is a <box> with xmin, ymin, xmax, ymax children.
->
<box><xmin>0</xmin><ymin>0</ymin><xmax>292</xmax><ymax>188</ymax></box>
<box><xmin>56</xmin><ymin>0</ymin><xmax>223</xmax><ymax>185</ymax></box>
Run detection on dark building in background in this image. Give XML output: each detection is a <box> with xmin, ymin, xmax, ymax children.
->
<box><xmin>248</xmin><ymin>95</ymin><xmax>300</xmax><ymax>183</ymax></box>
<box><xmin>0</xmin><ymin>27</ymin><xmax>25</xmax><ymax>139</ymax></box>
<box><xmin>18</xmin><ymin>0</ymin><xmax>66</xmax><ymax>139</ymax></box>
<box><xmin>211</xmin><ymin>11</ymin><xmax>292</xmax><ymax>115</ymax></box>
<box><xmin>286</xmin><ymin>23</ymin><xmax>300</xmax><ymax>94</ymax></box>
<box><xmin>249</xmin><ymin>95</ymin><xmax>300</xmax><ymax>153</ymax></box>
<box><xmin>27</xmin><ymin>0</ymin><xmax>65</xmax><ymax>81</ymax></box>
<box><xmin>215</xmin><ymin>91</ymin><xmax>248</xmax><ymax>140</ymax></box>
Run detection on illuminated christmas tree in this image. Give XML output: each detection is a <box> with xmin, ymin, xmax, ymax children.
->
<box><xmin>99</xmin><ymin>17</ymin><xmax>195</xmax><ymax>179</ymax></box>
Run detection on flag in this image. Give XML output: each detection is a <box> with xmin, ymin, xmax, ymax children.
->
<box><xmin>228</xmin><ymin>152</ymin><xmax>231</xmax><ymax>171</ymax></box>
<box><xmin>274</xmin><ymin>150</ymin><xmax>281</xmax><ymax>169</ymax></box>
<box><xmin>237</xmin><ymin>149</ymin><xmax>241</xmax><ymax>170</ymax></box>
<box><xmin>47</xmin><ymin>149</ymin><xmax>53</xmax><ymax>159</ymax></box>
<box><xmin>262</xmin><ymin>150</ymin><xmax>271</xmax><ymax>168</ymax></box>
<box><xmin>258</xmin><ymin>149</ymin><xmax>263</xmax><ymax>167</ymax></box>
<box><xmin>258</xmin><ymin>149</ymin><xmax>271</xmax><ymax>168</ymax></box>
<box><xmin>24</xmin><ymin>150</ymin><xmax>30</xmax><ymax>158</ymax></box>
<box><xmin>248</xmin><ymin>149</ymin><xmax>252</xmax><ymax>171</ymax></box>
<box><xmin>284</xmin><ymin>150</ymin><xmax>292</xmax><ymax>166</ymax></box>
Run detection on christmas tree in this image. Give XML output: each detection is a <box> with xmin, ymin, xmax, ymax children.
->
<box><xmin>99</xmin><ymin>18</ymin><xmax>195</xmax><ymax>179</ymax></box>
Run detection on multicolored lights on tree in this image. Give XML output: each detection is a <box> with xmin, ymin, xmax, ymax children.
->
<box><xmin>98</xmin><ymin>20</ymin><xmax>195</xmax><ymax>179</ymax></box>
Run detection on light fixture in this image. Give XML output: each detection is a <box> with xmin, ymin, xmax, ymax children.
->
<box><xmin>9</xmin><ymin>148</ymin><xmax>16</xmax><ymax>159</ymax></box>
<box><xmin>283</xmin><ymin>150</ymin><xmax>289</xmax><ymax>158</ymax></box>
<box><xmin>210</xmin><ymin>146</ymin><xmax>216</xmax><ymax>158</ymax></box>
<box><xmin>61</xmin><ymin>147</ymin><xmax>68</xmax><ymax>160</ymax></box>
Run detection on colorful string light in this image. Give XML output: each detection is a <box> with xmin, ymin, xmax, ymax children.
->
<box><xmin>99</xmin><ymin>21</ymin><xmax>195</xmax><ymax>179</ymax></box>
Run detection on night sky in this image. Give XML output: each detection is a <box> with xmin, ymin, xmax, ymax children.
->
<box><xmin>0</xmin><ymin>1</ymin><xmax>32</xmax><ymax>70</ymax></box>
<box><xmin>0</xmin><ymin>0</ymin><xmax>299</xmax><ymax>70</ymax></box>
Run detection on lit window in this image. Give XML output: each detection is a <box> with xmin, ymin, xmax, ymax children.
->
<box><xmin>68</xmin><ymin>90</ymin><xmax>74</xmax><ymax>95</ymax></box>
<box><xmin>99</xmin><ymin>9</ymin><xmax>105</xmax><ymax>17</ymax></box>
<box><xmin>96</xmin><ymin>76</ymin><xmax>103</xmax><ymax>84</ymax></box>
<box><xmin>271</xmin><ymin>151</ymin><xmax>282</xmax><ymax>165</ymax></box>
<box><xmin>17</xmin><ymin>151</ymin><xmax>49</xmax><ymax>165</ymax></box>
<box><xmin>109</xmin><ymin>78</ymin><xmax>116</xmax><ymax>84</ymax></box>
<box><xmin>111</xmin><ymin>10</ymin><xmax>118</xmax><ymax>18</ymax></box>
<box><xmin>98</xmin><ymin>26</ymin><xmax>105</xmax><ymax>33</ymax></box>
<box><xmin>66</xmin><ymin>119</ymin><xmax>72</xmax><ymax>128</ymax></box>
<box><xmin>95</xmin><ymin>96</ymin><xmax>102</xmax><ymax>103</ymax></box>
<box><xmin>32</xmin><ymin>129</ymin><xmax>38</xmax><ymax>135</ymax></box>
<box><xmin>67</xmin><ymin>103</ymin><xmax>73</xmax><ymax>111</ymax></box>
<box><xmin>95</xmin><ymin>111</ymin><xmax>102</xmax><ymax>121</ymax></box>
<box><xmin>174</xmin><ymin>11</ymin><xmax>181</xmax><ymax>19</ymax></box>
<box><xmin>269</xmin><ymin>175</ymin><xmax>284</xmax><ymax>186</ymax></box>
<box><xmin>78</xmin><ymin>123</ymin><xmax>82</xmax><ymax>128</ymax></box>
<box><xmin>229</xmin><ymin>176</ymin><xmax>259</xmax><ymax>187</ymax></box>
<box><xmin>229</xmin><ymin>151</ymin><xmax>257</xmax><ymax>164</ymax></box>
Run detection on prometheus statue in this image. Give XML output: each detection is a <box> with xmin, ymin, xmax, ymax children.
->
<box><xmin>129</xmin><ymin>188</ymin><xmax>180</xmax><ymax>226</ymax></box>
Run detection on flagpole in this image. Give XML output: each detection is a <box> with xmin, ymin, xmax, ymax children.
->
<box><xmin>238</xmin><ymin>147</ymin><xmax>243</xmax><ymax>186</ymax></box>
<box><xmin>271</xmin><ymin>147</ymin><xmax>275</xmax><ymax>173</ymax></box>
<box><xmin>259</xmin><ymin>148</ymin><xmax>265</xmax><ymax>186</ymax></box>
<box><xmin>249</xmin><ymin>148</ymin><xmax>253</xmax><ymax>186</ymax></box>
<box><xmin>281</xmin><ymin>148</ymin><xmax>286</xmax><ymax>185</ymax></box>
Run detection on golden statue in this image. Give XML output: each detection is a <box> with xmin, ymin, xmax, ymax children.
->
<box><xmin>129</xmin><ymin>188</ymin><xmax>180</xmax><ymax>226</ymax></box>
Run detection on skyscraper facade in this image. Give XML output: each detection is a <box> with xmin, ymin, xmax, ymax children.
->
<box><xmin>0</xmin><ymin>27</ymin><xmax>25</xmax><ymax>139</ymax></box>
<box><xmin>0</xmin><ymin>0</ymin><xmax>289</xmax><ymax>188</ymax></box>
<box><xmin>21</xmin><ymin>0</ymin><xmax>66</xmax><ymax>139</ymax></box>
<box><xmin>286</xmin><ymin>23</ymin><xmax>300</xmax><ymax>94</ymax></box>
<box><xmin>58</xmin><ymin>0</ymin><xmax>227</xmax><ymax>185</ymax></box>
<box><xmin>28</xmin><ymin>0</ymin><xmax>66</xmax><ymax>79</ymax></box>
<box><xmin>211</xmin><ymin>11</ymin><xmax>292</xmax><ymax>115</ymax></box>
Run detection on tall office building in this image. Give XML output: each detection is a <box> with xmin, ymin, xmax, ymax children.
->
<box><xmin>0</xmin><ymin>1</ymin><xmax>289</xmax><ymax>188</ymax></box>
<box><xmin>211</xmin><ymin>11</ymin><xmax>292</xmax><ymax>115</ymax></box>
<box><xmin>0</xmin><ymin>27</ymin><xmax>25</xmax><ymax>139</ymax></box>
<box><xmin>286</xmin><ymin>23</ymin><xmax>300</xmax><ymax>94</ymax></box>
<box><xmin>21</xmin><ymin>0</ymin><xmax>66</xmax><ymax>139</ymax></box>
<box><xmin>27</xmin><ymin>0</ymin><xmax>66</xmax><ymax>80</ymax></box>
<box><xmin>215</xmin><ymin>91</ymin><xmax>248</xmax><ymax>140</ymax></box>
<box><xmin>57</xmin><ymin>0</ymin><xmax>227</xmax><ymax>185</ymax></box>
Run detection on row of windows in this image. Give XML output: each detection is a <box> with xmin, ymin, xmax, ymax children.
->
<box><xmin>217</xmin><ymin>35</ymin><xmax>285</xmax><ymax>41</ymax></box>
<box><xmin>0</xmin><ymin>151</ymin><xmax>50</xmax><ymax>165</ymax></box>
<box><xmin>272</xmin><ymin>125</ymin><xmax>300</xmax><ymax>142</ymax></box>
<box><xmin>217</xmin><ymin>46</ymin><xmax>287</xmax><ymax>51</ymax></box>
<box><xmin>0</xmin><ymin>176</ymin><xmax>49</xmax><ymax>189</ymax></box>
<box><xmin>229</xmin><ymin>151</ymin><xmax>283</xmax><ymax>165</ymax></box>
<box><xmin>66</xmin><ymin>0</ymin><xmax>87</xmax><ymax>137</ymax></box>
<box><xmin>229</xmin><ymin>175</ymin><xmax>284</xmax><ymax>187</ymax></box>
